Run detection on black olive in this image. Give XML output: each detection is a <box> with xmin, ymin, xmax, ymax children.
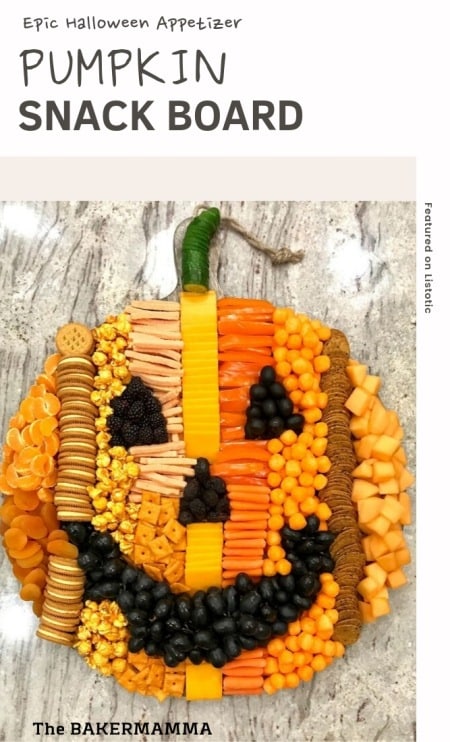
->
<box><xmin>260</xmin><ymin>366</ymin><xmax>276</xmax><ymax>386</ymax></box>
<box><xmin>151</xmin><ymin>582</ymin><xmax>170</xmax><ymax>601</ymax></box>
<box><xmin>223</xmin><ymin>635</ymin><xmax>241</xmax><ymax>660</ymax></box>
<box><xmin>189</xmin><ymin>648</ymin><xmax>204</xmax><ymax>665</ymax></box>
<box><xmin>260</xmin><ymin>604</ymin><xmax>277</xmax><ymax>623</ymax></box>
<box><xmin>205</xmin><ymin>589</ymin><xmax>225</xmax><ymax>616</ymax></box>
<box><xmin>117</xmin><ymin>590</ymin><xmax>135</xmax><ymax>612</ymax></box>
<box><xmin>239</xmin><ymin>635</ymin><xmax>258</xmax><ymax>650</ymax></box>
<box><xmin>250</xmin><ymin>383</ymin><xmax>267</xmax><ymax>402</ymax></box>
<box><xmin>128</xmin><ymin>636</ymin><xmax>145</xmax><ymax>653</ymax></box>
<box><xmin>178</xmin><ymin>510</ymin><xmax>194</xmax><ymax>526</ymax></box>
<box><xmin>171</xmin><ymin>632</ymin><xmax>193</xmax><ymax>652</ymax></box>
<box><xmin>306</xmin><ymin>555</ymin><xmax>322</xmax><ymax>572</ymax></box>
<box><xmin>103</xmin><ymin>545</ymin><xmax>121</xmax><ymax>560</ymax></box>
<box><xmin>213</xmin><ymin>617</ymin><xmax>236</xmax><ymax>635</ymax></box>
<box><xmin>269</xmin><ymin>382</ymin><xmax>285</xmax><ymax>399</ymax></box>
<box><xmin>207</xmin><ymin>648</ymin><xmax>227</xmax><ymax>668</ymax></box>
<box><xmin>258</xmin><ymin>578</ymin><xmax>274</xmax><ymax>603</ymax></box>
<box><xmin>245</xmin><ymin>419</ymin><xmax>267</xmax><ymax>440</ymax></box>
<box><xmin>64</xmin><ymin>522</ymin><xmax>89</xmax><ymax>547</ymax></box>
<box><xmin>315</xmin><ymin>531</ymin><xmax>336</xmax><ymax>547</ymax></box>
<box><xmin>278</xmin><ymin>575</ymin><xmax>296</xmax><ymax>593</ymax></box>
<box><xmin>164</xmin><ymin>646</ymin><xmax>180</xmax><ymax>667</ymax></box>
<box><xmin>98</xmin><ymin>581</ymin><xmax>121</xmax><ymax>599</ymax></box>
<box><xmin>272</xmin><ymin>620</ymin><xmax>288</xmax><ymax>635</ymax></box>
<box><xmin>88</xmin><ymin>569</ymin><xmax>104</xmax><ymax>583</ymax></box>
<box><xmin>89</xmin><ymin>532</ymin><xmax>115</xmax><ymax>554</ymax></box>
<box><xmin>77</xmin><ymin>551</ymin><xmax>100</xmax><ymax>571</ymax></box>
<box><xmin>134</xmin><ymin>592</ymin><xmax>153</xmax><ymax>611</ymax></box>
<box><xmin>149</xmin><ymin>621</ymin><xmax>164</xmax><ymax>641</ymax></box>
<box><xmin>166</xmin><ymin>616</ymin><xmax>182</xmax><ymax>633</ymax></box>
<box><xmin>253</xmin><ymin>621</ymin><xmax>272</xmax><ymax>641</ymax></box>
<box><xmin>267</xmin><ymin>417</ymin><xmax>285</xmax><ymax>437</ymax></box>
<box><xmin>84</xmin><ymin>586</ymin><xmax>104</xmax><ymax>602</ymax></box>
<box><xmin>281</xmin><ymin>526</ymin><xmax>303</xmax><ymax>542</ymax></box>
<box><xmin>321</xmin><ymin>556</ymin><xmax>335</xmax><ymax>572</ymax></box>
<box><xmin>274</xmin><ymin>589</ymin><xmax>289</xmax><ymax>605</ymax></box>
<box><xmin>277</xmin><ymin>397</ymin><xmax>294</xmax><ymax>419</ymax></box>
<box><xmin>176</xmin><ymin>595</ymin><xmax>192</xmax><ymax>623</ymax></box>
<box><xmin>127</xmin><ymin>609</ymin><xmax>148</xmax><ymax>626</ymax></box>
<box><xmin>296</xmin><ymin>538</ymin><xmax>316</xmax><ymax>556</ymax></box>
<box><xmin>134</xmin><ymin>573</ymin><xmax>155</xmax><ymax>592</ymax></box>
<box><xmin>154</xmin><ymin>597</ymin><xmax>173</xmax><ymax>620</ymax></box>
<box><xmin>239</xmin><ymin>591</ymin><xmax>262</xmax><ymax>615</ymax></box>
<box><xmin>144</xmin><ymin>640</ymin><xmax>159</xmax><ymax>657</ymax></box>
<box><xmin>121</xmin><ymin>565</ymin><xmax>139</xmax><ymax>586</ymax></box>
<box><xmin>102</xmin><ymin>558</ymin><xmax>124</xmax><ymax>579</ymax></box>
<box><xmin>193</xmin><ymin>590</ymin><xmax>206</xmax><ymax>607</ymax></box>
<box><xmin>194</xmin><ymin>630</ymin><xmax>217</xmax><ymax>650</ymax></box>
<box><xmin>286</xmin><ymin>414</ymin><xmax>305</xmax><ymax>434</ymax></box>
<box><xmin>292</xmin><ymin>594</ymin><xmax>312</xmax><ymax>611</ymax></box>
<box><xmin>278</xmin><ymin>604</ymin><xmax>298</xmax><ymax>622</ymax></box>
<box><xmin>291</xmin><ymin>560</ymin><xmax>308</xmax><ymax>577</ymax></box>
<box><xmin>262</xmin><ymin>399</ymin><xmax>277</xmax><ymax>418</ymax></box>
<box><xmin>235</xmin><ymin>573</ymin><xmax>253</xmax><ymax>594</ymax></box>
<box><xmin>192</xmin><ymin>606</ymin><xmax>209</xmax><ymax>628</ymax></box>
<box><xmin>304</xmin><ymin>515</ymin><xmax>320</xmax><ymax>533</ymax></box>
<box><xmin>129</xmin><ymin>624</ymin><xmax>149</xmax><ymax>639</ymax></box>
<box><xmin>238</xmin><ymin>614</ymin><xmax>258</xmax><ymax>636</ymax></box>
<box><xmin>246</xmin><ymin>405</ymin><xmax>263</xmax><ymax>420</ymax></box>
<box><xmin>223</xmin><ymin>585</ymin><xmax>238</xmax><ymax>614</ymax></box>
<box><xmin>297</xmin><ymin>573</ymin><xmax>318</xmax><ymax>596</ymax></box>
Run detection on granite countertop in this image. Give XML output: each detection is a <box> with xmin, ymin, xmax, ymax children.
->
<box><xmin>0</xmin><ymin>201</ymin><xmax>415</xmax><ymax>742</ymax></box>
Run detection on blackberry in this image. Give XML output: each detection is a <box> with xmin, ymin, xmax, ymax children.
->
<box><xmin>128</xmin><ymin>400</ymin><xmax>145</xmax><ymax>420</ymax></box>
<box><xmin>189</xmin><ymin>498</ymin><xmax>207</xmax><ymax>519</ymax></box>
<box><xmin>123</xmin><ymin>376</ymin><xmax>145</xmax><ymax>399</ymax></box>
<box><xmin>152</xmin><ymin>426</ymin><xmax>169</xmax><ymax>444</ymax></box>
<box><xmin>107</xmin><ymin>415</ymin><xmax>123</xmax><ymax>433</ymax></box>
<box><xmin>137</xmin><ymin>425</ymin><xmax>155</xmax><ymax>445</ymax></box>
<box><xmin>145</xmin><ymin>395</ymin><xmax>162</xmax><ymax>414</ymax></box>
<box><xmin>121</xmin><ymin>421</ymin><xmax>141</xmax><ymax>446</ymax></box>
<box><xmin>109</xmin><ymin>434</ymin><xmax>125</xmax><ymax>448</ymax></box>
<box><xmin>111</xmin><ymin>397</ymin><xmax>129</xmax><ymax>416</ymax></box>
<box><xmin>203</xmin><ymin>489</ymin><xmax>219</xmax><ymax>508</ymax></box>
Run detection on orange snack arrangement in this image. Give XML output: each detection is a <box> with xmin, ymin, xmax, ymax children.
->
<box><xmin>0</xmin><ymin>289</ymin><xmax>413</xmax><ymax>704</ymax></box>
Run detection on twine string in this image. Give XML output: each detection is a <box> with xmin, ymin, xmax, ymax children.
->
<box><xmin>193</xmin><ymin>204</ymin><xmax>304</xmax><ymax>265</ymax></box>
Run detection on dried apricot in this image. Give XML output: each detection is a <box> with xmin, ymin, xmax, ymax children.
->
<box><xmin>46</xmin><ymin>529</ymin><xmax>69</xmax><ymax>543</ymax></box>
<box><xmin>16</xmin><ymin>547</ymin><xmax>44</xmax><ymax>569</ymax></box>
<box><xmin>13</xmin><ymin>490</ymin><xmax>40</xmax><ymax>512</ymax></box>
<box><xmin>9</xmin><ymin>540</ymin><xmax>42</xmax><ymax>560</ymax></box>
<box><xmin>19</xmin><ymin>583</ymin><xmax>42</xmax><ymax>601</ymax></box>
<box><xmin>37</xmin><ymin>487</ymin><xmax>54</xmax><ymax>503</ymax></box>
<box><xmin>23</xmin><ymin>567</ymin><xmax>47</xmax><ymax>589</ymax></box>
<box><xmin>12</xmin><ymin>563</ymin><xmax>31</xmax><ymax>582</ymax></box>
<box><xmin>10</xmin><ymin>514</ymin><xmax>48</xmax><ymax>540</ymax></box>
<box><xmin>4</xmin><ymin>527</ymin><xmax>28</xmax><ymax>551</ymax></box>
<box><xmin>40</xmin><ymin>503</ymin><xmax>59</xmax><ymax>532</ymax></box>
<box><xmin>46</xmin><ymin>540</ymin><xmax>78</xmax><ymax>559</ymax></box>
<box><xmin>0</xmin><ymin>499</ymin><xmax>22</xmax><ymax>525</ymax></box>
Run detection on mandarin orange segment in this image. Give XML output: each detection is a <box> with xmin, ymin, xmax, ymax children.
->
<box><xmin>10</xmin><ymin>514</ymin><xmax>48</xmax><ymax>540</ymax></box>
<box><xmin>9</xmin><ymin>412</ymin><xmax>26</xmax><ymax>430</ymax></box>
<box><xmin>43</xmin><ymin>393</ymin><xmax>61</xmax><ymax>416</ymax></box>
<box><xmin>5</xmin><ymin>428</ymin><xmax>24</xmax><ymax>453</ymax></box>
<box><xmin>21</xmin><ymin>427</ymin><xmax>34</xmax><ymax>446</ymax></box>
<box><xmin>35</xmin><ymin>373</ymin><xmax>56</xmax><ymax>393</ymax></box>
<box><xmin>44</xmin><ymin>433</ymin><xmax>59</xmax><ymax>457</ymax></box>
<box><xmin>16</xmin><ymin>473</ymin><xmax>42</xmax><ymax>491</ymax></box>
<box><xmin>5</xmin><ymin>463</ymin><xmax>20</xmax><ymax>489</ymax></box>
<box><xmin>29</xmin><ymin>453</ymin><xmax>54</xmax><ymax>479</ymax></box>
<box><xmin>29</xmin><ymin>420</ymin><xmax>45</xmax><ymax>447</ymax></box>
<box><xmin>19</xmin><ymin>397</ymin><xmax>36</xmax><ymax>423</ymax></box>
<box><xmin>29</xmin><ymin>383</ymin><xmax>46</xmax><ymax>399</ymax></box>
<box><xmin>0</xmin><ymin>474</ymin><xmax>15</xmax><ymax>495</ymax></box>
<box><xmin>41</xmin><ymin>469</ymin><xmax>57</xmax><ymax>488</ymax></box>
<box><xmin>44</xmin><ymin>352</ymin><xmax>62</xmax><ymax>377</ymax></box>
<box><xmin>31</xmin><ymin>398</ymin><xmax>49</xmax><ymax>420</ymax></box>
<box><xmin>13</xmin><ymin>490</ymin><xmax>40</xmax><ymax>512</ymax></box>
<box><xmin>39</xmin><ymin>416</ymin><xmax>58</xmax><ymax>438</ymax></box>
<box><xmin>37</xmin><ymin>487</ymin><xmax>54</xmax><ymax>503</ymax></box>
<box><xmin>14</xmin><ymin>446</ymin><xmax>41</xmax><ymax>472</ymax></box>
<box><xmin>4</xmin><ymin>527</ymin><xmax>28</xmax><ymax>551</ymax></box>
<box><xmin>46</xmin><ymin>540</ymin><xmax>78</xmax><ymax>559</ymax></box>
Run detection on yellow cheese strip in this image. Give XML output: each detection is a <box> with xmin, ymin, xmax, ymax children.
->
<box><xmin>185</xmin><ymin>663</ymin><xmax>223</xmax><ymax>701</ymax></box>
<box><xmin>184</xmin><ymin>522</ymin><xmax>223</xmax><ymax>592</ymax></box>
<box><xmin>180</xmin><ymin>291</ymin><xmax>220</xmax><ymax>461</ymax></box>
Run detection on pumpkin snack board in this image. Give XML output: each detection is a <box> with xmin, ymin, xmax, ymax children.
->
<box><xmin>0</xmin><ymin>202</ymin><xmax>415</xmax><ymax>738</ymax></box>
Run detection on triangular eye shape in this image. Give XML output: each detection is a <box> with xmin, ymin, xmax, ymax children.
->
<box><xmin>1</xmin><ymin>293</ymin><xmax>412</xmax><ymax>702</ymax></box>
